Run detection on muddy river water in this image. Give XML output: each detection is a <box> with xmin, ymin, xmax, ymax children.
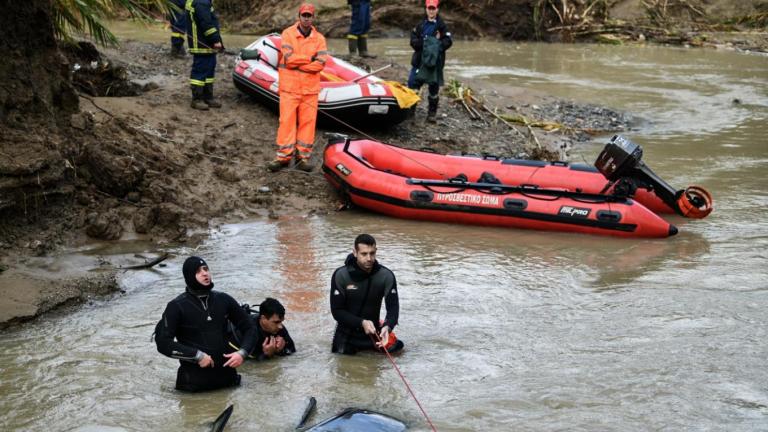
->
<box><xmin>0</xmin><ymin>27</ymin><xmax>767</xmax><ymax>431</ymax></box>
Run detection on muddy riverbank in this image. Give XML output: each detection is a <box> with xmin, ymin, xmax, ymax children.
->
<box><xmin>0</xmin><ymin>35</ymin><xmax>633</xmax><ymax>327</ymax></box>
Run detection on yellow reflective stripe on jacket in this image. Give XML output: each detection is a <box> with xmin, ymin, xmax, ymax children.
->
<box><xmin>185</xmin><ymin>0</ymin><xmax>215</xmax><ymax>54</ymax></box>
<box><xmin>190</xmin><ymin>79</ymin><xmax>206</xmax><ymax>86</ymax></box>
<box><xmin>186</xmin><ymin>0</ymin><xmax>199</xmax><ymax>52</ymax></box>
<box><xmin>171</xmin><ymin>32</ymin><xmax>185</xmax><ymax>38</ymax></box>
<box><xmin>204</xmin><ymin>28</ymin><xmax>217</xmax><ymax>36</ymax></box>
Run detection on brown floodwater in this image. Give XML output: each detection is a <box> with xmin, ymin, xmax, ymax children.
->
<box><xmin>0</xmin><ymin>23</ymin><xmax>766</xmax><ymax>431</ymax></box>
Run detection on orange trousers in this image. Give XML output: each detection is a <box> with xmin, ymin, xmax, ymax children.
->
<box><xmin>276</xmin><ymin>92</ymin><xmax>319</xmax><ymax>162</ymax></box>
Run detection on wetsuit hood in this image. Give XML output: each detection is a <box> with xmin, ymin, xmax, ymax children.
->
<box><xmin>183</xmin><ymin>256</ymin><xmax>214</xmax><ymax>295</ymax></box>
<box><xmin>344</xmin><ymin>253</ymin><xmax>380</xmax><ymax>280</ymax></box>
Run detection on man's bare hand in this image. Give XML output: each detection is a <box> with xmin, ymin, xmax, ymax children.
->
<box><xmin>223</xmin><ymin>352</ymin><xmax>244</xmax><ymax>368</ymax></box>
<box><xmin>198</xmin><ymin>353</ymin><xmax>214</xmax><ymax>368</ymax></box>
<box><xmin>263</xmin><ymin>336</ymin><xmax>278</xmax><ymax>357</ymax></box>
<box><xmin>362</xmin><ymin>320</ymin><xmax>376</xmax><ymax>335</ymax></box>
<box><xmin>376</xmin><ymin>326</ymin><xmax>390</xmax><ymax>348</ymax></box>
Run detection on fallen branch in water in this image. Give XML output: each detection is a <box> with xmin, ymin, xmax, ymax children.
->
<box><xmin>120</xmin><ymin>252</ymin><xmax>169</xmax><ymax>270</ymax></box>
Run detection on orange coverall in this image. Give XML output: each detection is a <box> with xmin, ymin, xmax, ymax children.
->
<box><xmin>276</xmin><ymin>24</ymin><xmax>328</xmax><ymax>163</ymax></box>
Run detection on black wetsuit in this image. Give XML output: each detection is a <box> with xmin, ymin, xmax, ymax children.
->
<box><xmin>155</xmin><ymin>290</ymin><xmax>256</xmax><ymax>392</ymax></box>
<box><xmin>330</xmin><ymin>254</ymin><xmax>399</xmax><ymax>354</ymax></box>
<box><xmin>250</xmin><ymin>322</ymin><xmax>296</xmax><ymax>361</ymax></box>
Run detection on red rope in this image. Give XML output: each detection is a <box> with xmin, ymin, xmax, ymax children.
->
<box><xmin>370</xmin><ymin>333</ymin><xmax>438</xmax><ymax>432</ymax></box>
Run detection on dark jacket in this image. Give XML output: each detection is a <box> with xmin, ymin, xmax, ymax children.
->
<box><xmin>185</xmin><ymin>0</ymin><xmax>221</xmax><ymax>54</ymax></box>
<box><xmin>409</xmin><ymin>16</ymin><xmax>452</xmax><ymax>69</ymax></box>
<box><xmin>250</xmin><ymin>323</ymin><xmax>296</xmax><ymax>361</ymax></box>
<box><xmin>155</xmin><ymin>290</ymin><xmax>256</xmax><ymax>366</ymax></box>
<box><xmin>330</xmin><ymin>254</ymin><xmax>399</xmax><ymax>353</ymax></box>
<box><xmin>169</xmin><ymin>0</ymin><xmax>187</xmax><ymax>25</ymax></box>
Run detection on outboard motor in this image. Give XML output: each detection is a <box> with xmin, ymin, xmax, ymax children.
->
<box><xmin>595</xmin><ymin>135</ymin><xmax>713</xmax><ymax>218</ymax></box>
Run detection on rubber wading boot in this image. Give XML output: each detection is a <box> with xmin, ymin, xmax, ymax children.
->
<box><xmin>191</xmin><ymin>86</ymin><xmax>209</xmax><ymax>110</ymax></box>
<box><xmin>171</xmin><ymin>44</ymin><xmax>186</xmax><ymax>58</ymax></box>
<box><xmin>348</xmin><ymin>37</ymin><xmax>357</xmax><ymax>57</ymax></box>
<box><xmin>295</xmin><ymin>159</ymin><xmax>315</xmax><ymax>172</ymax></box>
<box><xmin>357</xmin><ymin>37</ymin><xmax>377</xmax><ymax>59</ymax></box>
<box><xmin>203</xmin><ymin>84</ymin><xmax>222</xmax><ymax>108</ymax></box>
<box><xmin>427</xmin><ymin>95</ymin><xmax>439</xmax><ymax>123</ymax></box>
<box><xmin>267</xmin><ymin>159</ymin><xmax>289</xmax><ymax>172</ymax></box>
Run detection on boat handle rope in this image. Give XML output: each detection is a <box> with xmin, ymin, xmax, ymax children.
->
<box><xmin>409</xmin><ymin>179</ymin><xmax>630</xmax><ymax>203</ymax></box>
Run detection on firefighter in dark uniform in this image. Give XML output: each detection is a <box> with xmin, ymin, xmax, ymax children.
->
<box><xmin>155</xmin><ymin>256</ymin><xmax>256</xmax><ymax>392</ymax></box>
<box><xmin>347</xmin><ymin>0</ymin><xmax>375</xmax><ymax>58</ymax></box>
<box><xmin>168</xmin><ymin>0</ymin><xmax>187</xmax><ymax>57</ymax></box>
<box><xmin>185</xmin><ymin>0</ymin><xmax>223</xmax><ymax>110</ymax></box>
<box><xmin>330</xmin><ymin>234</ymin><xmax>404</xmax><ymax>355</ymax></box>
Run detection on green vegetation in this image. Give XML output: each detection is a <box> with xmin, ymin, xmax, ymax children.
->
<box><xmin>52</xmin><ymin>0</ymin><xmax>169</xmax><ymax>46</ymax></box>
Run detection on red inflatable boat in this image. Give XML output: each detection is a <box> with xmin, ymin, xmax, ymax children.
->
<box><xmin>322</xmin><ymin>135</ymin><xmax>712</xmax><ymax>238</ymax></box>
<box><xmin>232</xmin><ymin>34</ymin><xmax>413</xmax><ymax>128</ymax></box>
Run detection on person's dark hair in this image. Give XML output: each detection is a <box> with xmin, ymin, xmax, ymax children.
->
<box><xmin>354</xmin><ymin>233</ymin><xmax>376</xmax><ymax>250</ymax></box>
<box><xmin>259</xmin><ymin>297</ymin><xmax>285</xmax><ymax>319</ymax></box>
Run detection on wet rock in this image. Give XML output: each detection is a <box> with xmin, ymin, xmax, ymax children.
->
<box><xmin>213</xmin><ymin>165</ymin><xmax>241</xmax><ymax>183</ymax></box>
<box><xmin>75</xmin><ymin>191</ymin><xmax>91</xmax><ymax>206</ymax></box>
<box><xmin>155</xmin><ymin>203</ymin><xmax>183</xmax><ymax>228</ymax></box>
<box><xmin>133</xmin><ymin>206</ymin><xmax>158</xmax><ymax>234</ymax></box>
<box><xmin>202</xmin><ymin>135</ymin><xmax>218</xmax><ymax>153</ymax></box>
<box><xmin>85</xmin><ymin>210</ymin><xmax>123</xmax><ymax>240</ymax></box>
<box><xmin>82</xmin><ymin>143</ymin><xmax>146</xmax><ymax>196</ymax></box>
<box><xmin>70</xmin><ymin>113</ymin><xmax>89</xmax><ymax>130</ymax></box>
<box><xmin>258</xmin><ymin>195</ymin><xmax>274</xmax><ymax>205</ymax></box>
<box><xmin>258</xmin><ymin>186</ymin><xmax>271</xmax><ymax>193</ymax></box>
<box><xmin>74</xmin><ymin>210</ymin><xmax>87</xmax><ymax>228</ymax></box>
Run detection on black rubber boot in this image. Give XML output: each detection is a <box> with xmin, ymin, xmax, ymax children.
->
<box><xmin>427</xmin><ymin>95</ymin><xmax>439</xmax><ymax>123</ymax></box>
<box><xmin>203</xmin><ymin>84</ymin><xmax>222</xmax><ymax>108</ymax></box>
<box><xmin>357</xmin><ymin>37</ymin><xmax>377</xmax><ymax>59</ymax></box>
<box><xmin>170</xmin><ymin>44</ymin><xmax>186</xmax><ymax>58</ymax></box>
<box><xmin>190</xmin><ymin>86</ymin><xmax>209</xmax><ymax>110</ymax></box>
<box><xmin>348</xmin><ymin>37</ymin><xmax>357</xmax><ymax>57</ymax></box>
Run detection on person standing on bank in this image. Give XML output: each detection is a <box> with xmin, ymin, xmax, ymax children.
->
<box><xmin>249</xmin><ymin>298</ymin><xmax>296</xmax><ymax>361</ymax></box>
<box><xmin>347</xmin><ymin>0</ymin><xmax>376</xmax><ymax>58</ymax></box>
<box><xmin>268</xmin><ymin>3</ymin><xmax>328</xmax><ymax>173</ymax></box>
<box><xmin>186</xmin><ymin>0</ymin><xmax>224</xmax><ymax>110</ymax></box>
<box><xmin>330</xmin><ymin>234</ymin><xmax>404</xmax><ymax>355</ymax></box>
<box><xmin>155</xmin><ymin>256</ymin><xmax>256</xmax><ymax>392</ymax></box>
<box><xmin>407</xmin><ymin>0</ymin><xmax>452</xmax><ymax>123</ymax></box>
<box><xmin>168</xmin><ymin>0</ymin><xmax>187</xmax><ymax>57</ymax></box>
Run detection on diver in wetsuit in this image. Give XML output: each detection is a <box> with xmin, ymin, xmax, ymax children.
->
<box><xmin>330</xmin><ymin>234</ymin><xmax>404</xmax><ymax>355</ymax></box>
<box><xmin>155</xmin><ymin>256</ymin><xmax>255</xmax><ymax>392</ymax></box>
<box><xmin>248</xmin><ymin>298</ymin><xmax>296</xmax><ymax>361</ymax></box>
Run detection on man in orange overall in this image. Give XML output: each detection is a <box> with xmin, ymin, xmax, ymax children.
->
<box><xmin>268</xmin><ymin>3</ymin><xmax>328</xmax><ymax>173</ymax></box>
